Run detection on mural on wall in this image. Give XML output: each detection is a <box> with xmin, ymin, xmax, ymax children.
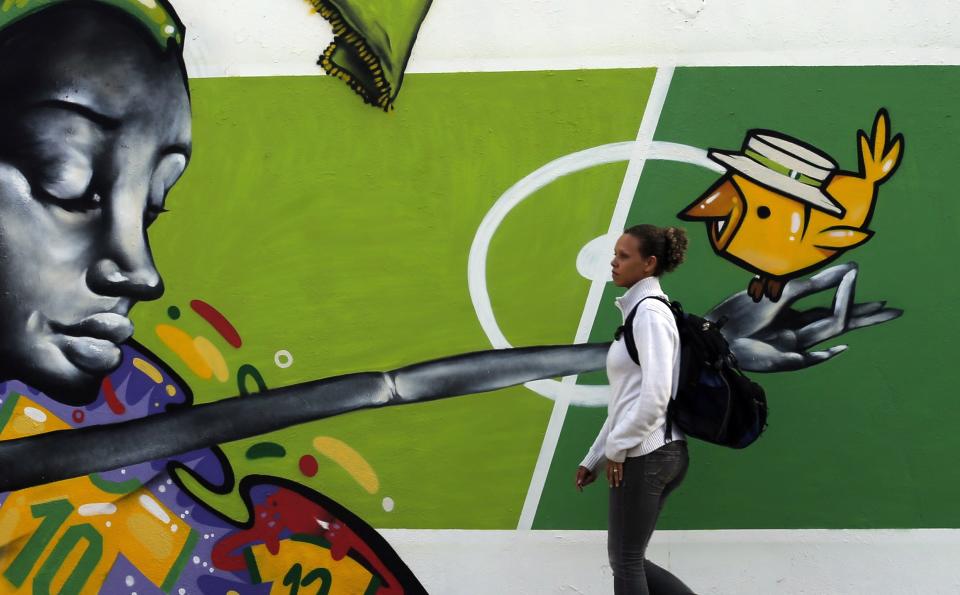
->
<box><xmin>305</xmin><ymin>0</ymin><xmax>433</xmax><ymax>110</ymax></box>
<box><xmin>0</xmin><ymin>0</ymin><xmax>947</xmax><ymax>592</ymax></box>
<box><xmin>679</xmin><ymin>109</ymin><xmax>904</xmax><ymax>302</ymax></box>
<box><xmin>0</xmin><ymin>1</ymin><xmax>599</xmax><ymax>593</ymax></box>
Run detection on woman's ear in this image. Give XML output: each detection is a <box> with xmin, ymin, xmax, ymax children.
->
<box><xmin>646</xmin><ymin>254</ymin><xmax>658</xmax><ymax>275</ymax></box>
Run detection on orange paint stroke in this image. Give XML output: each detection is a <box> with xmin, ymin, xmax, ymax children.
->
<box><xmin>193</xmin><ymin>336</ymin><xmax>229</xmax><ymax>383</ymax></box>
<box><xmin>132</xmin><ymin>357</ymin><xmax>163</xmax><ymax>384</ymax></box>
<box><xmin>312</xmin><ymin>437</ymin><xmax>379</xmax><ymax>494</ymax></box>
<box><xmin>155</xmin><ymin>324</ymin><xmax>212</xmax><ymax>380</ymax></box>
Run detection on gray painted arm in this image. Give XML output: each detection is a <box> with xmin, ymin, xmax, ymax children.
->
<box><xmin>0</xmin><ymin>343</ymin><xmax>608</xmax><ymax>492</ymax></box>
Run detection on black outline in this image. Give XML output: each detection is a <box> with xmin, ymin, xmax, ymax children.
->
<box><xmin>678</xmin><ymin>109</ymin><xmax>905</xmax><ymax>283</ymax></box>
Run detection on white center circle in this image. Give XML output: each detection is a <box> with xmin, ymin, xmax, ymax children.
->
<box><xmin>468</xmin><ymin>141</ymin><xmax>722</xmax><ymax>406</ymax></box>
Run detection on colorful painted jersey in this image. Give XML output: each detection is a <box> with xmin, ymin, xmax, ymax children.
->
<box><xmin>0</xmin><ymin>345</ymin><xmax>419</xmax><ymax>594</ymax></box>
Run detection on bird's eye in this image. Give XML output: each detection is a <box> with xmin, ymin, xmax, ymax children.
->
<box><xmin>757</xmin><ymin>206</ymin><xmax>771</xmax><ymax>219</ymax></box>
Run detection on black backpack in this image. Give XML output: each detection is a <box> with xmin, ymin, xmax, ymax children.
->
<box><xmin>616</xmin><ymin>296</ymin><xmax>768</xmax><ymax>449</ymax></box>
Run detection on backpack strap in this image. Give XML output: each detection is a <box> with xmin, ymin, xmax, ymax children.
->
<box><xmin>617</xmin><ymin>295</ymin><xmax>671</xmax><ymax>366</ymax></box>
<box><xmin>616</xmin><ymin>294</ymin><xmax>675</xmax><ymax>443</ymax></box>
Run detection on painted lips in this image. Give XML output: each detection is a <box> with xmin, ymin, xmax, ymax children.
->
<box><xmin>51</xmin><ymin>313</ymin><xmax>133</xmax><ymax>374</ymax></box>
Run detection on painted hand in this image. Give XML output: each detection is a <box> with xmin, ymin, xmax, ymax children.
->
<box><xmin>705</xmin><ymin>262</ymin><xmax>902</xmax><ymax>372</ymax></box>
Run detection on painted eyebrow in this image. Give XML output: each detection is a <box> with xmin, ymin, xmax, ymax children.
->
<box><xmin>31</xmin><ymin>99</ymin><xmax>191</xmax><ymax>160</ymax></box>
<box><xmin>30</xmin><ymin>99</ymin><xmax>122</xmax><ymax>130</ymax></box>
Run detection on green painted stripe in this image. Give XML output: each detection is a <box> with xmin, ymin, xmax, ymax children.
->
<box><xmin>161</xmin><ymin>527</ymin><xmax>199</xmax><ymax>593</ymax></box>
<box><xmin>290</xmin><ymin>532</ymin><xmax>333</xmax><ymax>550</ymax></box>
<box><xmin>0</xmin><ymin>393</ymin><xmax>21</xmax><ymax>433</ymax></box>
<box><xmin>87</xmin><ymin>473</ymin><xmax>142</xmax><ymax>495</ymax></box>
<box><xmin>745</xmin><ymin>149</ymin><xmax>824</xmax><ymax>187</ymax></box>
<box><xmin>363</xmin><ymin>574</ymin><xmax>382</xmax><ymax>595</ymax></box>
<box><xmin>244</xmin><ymin>442</ymin><xmax>287</xmax><ymax>460</ymax></box>
<box><xmin>244</xmin><ymin>546</ymin><xmax>262</xmax><ymax>584</ymax></box>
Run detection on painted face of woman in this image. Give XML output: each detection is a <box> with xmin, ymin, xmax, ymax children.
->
<box><xmin>0</xmin><ymin>7</ymin><xmax>192</xmax><ymax>404</ymax></box>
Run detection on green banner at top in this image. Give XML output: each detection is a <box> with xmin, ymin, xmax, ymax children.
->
<box><xmin>307</xmin><ymin>0</ymin><xmax>432</xmax><ymax>111</ymax></box>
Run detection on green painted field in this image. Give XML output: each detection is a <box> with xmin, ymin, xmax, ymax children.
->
<box><xmin>132</xmin><ymin>66</ymin><xmax>960</xmax><ymax>531</ymax></box>
<box><xmin>132</xmin><ymin>69</ymin><xmax>656</xmax><ymax>528</ymax></box>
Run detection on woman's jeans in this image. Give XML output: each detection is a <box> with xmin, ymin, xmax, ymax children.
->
<box><xmin>608</xmin><ymin>441</ymin><xmax>694</xmax><ymax>595</ymax></box>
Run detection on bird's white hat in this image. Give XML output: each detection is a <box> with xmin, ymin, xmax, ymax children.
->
<box><xmin>709</xmin><ymin>131</ymin><xmax>844</xmax><ymax>216</ymax></box>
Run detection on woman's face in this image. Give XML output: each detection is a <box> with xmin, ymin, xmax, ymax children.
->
<box><xmin>610</xmin><ymin>233</ymin><xmax>656</xmax><ymax>288</ymax></box>
<box><xmin>0</xmin><ymin>14</ymin><xmax>191</xmax><ymax>403</ymax></box>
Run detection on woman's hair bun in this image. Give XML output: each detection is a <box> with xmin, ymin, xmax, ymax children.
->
<box><xmin>661</xmin><ymin>226</ymin><xmax>688</xmax><ymax>273</ymax></box>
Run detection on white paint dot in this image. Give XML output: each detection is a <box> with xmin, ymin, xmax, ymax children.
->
<box><xmin>120</xmin><ymin>469</ymin><xmax>126</xmax><ymax>475</ymax></box>
<box><xmin>382</xmin><ymin>497</ymin><xmax>395</xmax><ymax>512</ymax></box>
<box><xmin>125</xmin><ymin>576</ymin><xmax>135</xmax><ymax>587</ymax></box>
<box><xmin>203</xmin><ymin>534</ymin><xmax>209</xmax><ymax>540</ymax></box>
<box><xmin>158</xmin><ymin>485</ymin><xmax>166</xmax><ymax>493</ymax></box>
<box><xmin>179</xmin><ymin>590</ymin><xmax>186</xmax><ymax>595</ymax></box>
<box><xmin>171</xmin><ymin>524</ymin><xmax>178</xmax><ymax>533</ymax></box>
<box><xmin>166</xmin><ymin>479</ymin><xmax>173</xmax><ymax>485</ymax></box>
<box><xmin>274</xmin><ymin>350</ymin><xmax>294</xmax><ymax>369</ymax></box>
<box><xmin>164</xmin><ymin>25</ymin><xmax>176</xmax><ymax>35</ymax></box>
<box><xmin>137</xmin><ymin>0</ymin><xmax>157</xmax><ymax>9</ymax></box>
<box><xmin>208</xmin><ymin>568</ymin><xmax>214</xmax><ymax>574</ymax></box>
<box><xmin>202</xmin><ymin>562</ymin><xmax>208</xmax><ymax>568</ymax></box>
<box><xmin>23</xmin><ymin>407</ymin><xmax>47</xmax><ymax>423</ymax></box>
<box><xmin>192</xmin><ymin>556</ymin><xmax>200</xmax><ymax>565</ymax></box>
<box><xmin>105</xmin><ymin>521</ymin><xmax>112</xmax><ymax>528</ymax></box>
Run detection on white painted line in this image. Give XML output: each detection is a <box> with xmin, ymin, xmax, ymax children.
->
<box><xmin>468</xmin><ymin>141</ymin><xmax>637</xmax><ymax>350</ymax></box>
<box><xmin>516</xmin><ymin>67</ymin><xmax>675</xmax><ymax>531</ymax></box>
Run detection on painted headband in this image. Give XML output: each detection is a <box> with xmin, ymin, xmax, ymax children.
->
<box><xmin>0</xmin><ymin>0</ymin><xmax>184</xmax><ymax>48</ymax></box>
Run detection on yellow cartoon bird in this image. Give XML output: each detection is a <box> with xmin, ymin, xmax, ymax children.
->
<box><xmin>679</xmin><ymin>109</ymin><xmax>903</xmax><ymax>302</ymax></box>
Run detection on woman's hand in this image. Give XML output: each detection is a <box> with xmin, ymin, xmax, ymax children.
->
<box><xmin>575</xmin><ymin>466</ymin><xmax>597</xmax><ymax>491</ymax></box>
<box><xmin>606</xmin><ymin>459</ymin><xmax>624</xmax><ymax>488</ymax></box>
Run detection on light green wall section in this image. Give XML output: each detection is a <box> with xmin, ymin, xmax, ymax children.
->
<box><xmin>132</xmin><ymin>69</ymin><xmax>656</xmax><ymax>528</ymax></box>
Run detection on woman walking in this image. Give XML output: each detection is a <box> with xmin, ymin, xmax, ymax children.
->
<box><xmin>576</xmin><ymin>224</ymin><xmax>696</xmax><ymax>594</ymax></box>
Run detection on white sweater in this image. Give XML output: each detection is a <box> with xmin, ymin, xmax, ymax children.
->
<box><xmin>580</xmin><ymin>276</ymin><xmax>684</xmax><ymax>472</ymax></box>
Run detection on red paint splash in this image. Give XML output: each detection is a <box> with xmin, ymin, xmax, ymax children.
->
<box><xmin>212</xmin><ymin>488</ymin><xmax>401</xmax><ymax>594</ymax></box>
<box><xmin>72</xmin><ymin>410</ymin><xmax>85</xmax><ymax>424</ymax></box>
<box><xmin>101</xmin><ymin>377</ymin><xmax>125</xmax><ymax>415</ymax></box>
<box><xmin>299</xmin><ymin>455</ymin><xmax>318</xmax><ymax>478</ymax></box>
<box><xmin>190</xmin><ymin>299</ymin><xmax>242</xmax><ymax>348</ymax></box>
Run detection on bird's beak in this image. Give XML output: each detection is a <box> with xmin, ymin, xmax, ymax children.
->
<box><xmin>678</xmin><ymin>177</ymin><xmax>743</xmax><ymax>251</ymax></box>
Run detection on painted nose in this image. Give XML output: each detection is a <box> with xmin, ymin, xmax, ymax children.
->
<box><xmin>87</xmin><ymin>196</ymin><xmax>165</xmax><ymax>302</ymax></box>
<box><xmin>88</xmin><ymin>257</ymin><xmax>164</xmax><ymax>301</ymax></box>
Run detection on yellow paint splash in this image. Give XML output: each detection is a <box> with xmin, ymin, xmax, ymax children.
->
<box><xmin>132</xmin><ymin>357</ymin><xmax>163</xmax><ymax>384</ymax></box>
<box><xmin>193</xmin><ymin>336</ymin><xmax>229</xmax><ymax>382</ymax></box>
<box><xmin>155</xmin><ymin>324</ymin><xmax>212</xmax><ymax>380</ymax></box>
<box><xmin>313</xmin><ymin>437</ymin><xmax>379</xmax><ymax>494</ymax></box>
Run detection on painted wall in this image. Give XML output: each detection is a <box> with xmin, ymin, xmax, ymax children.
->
<box><xmin>0</xmin><ymin>1</ymin><xmax>957</xmax><ymax>593</ymax></box>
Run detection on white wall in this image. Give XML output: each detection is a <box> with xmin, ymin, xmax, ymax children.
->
<box><xmin>175</xmin><ymin>0</ymin><xmax>960</xmax><ymax>78</ymax></box>
<box><xmin>383</xmin><ymin>529</ymin><xmax>960</xmax><ymax>594</ymax></box>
